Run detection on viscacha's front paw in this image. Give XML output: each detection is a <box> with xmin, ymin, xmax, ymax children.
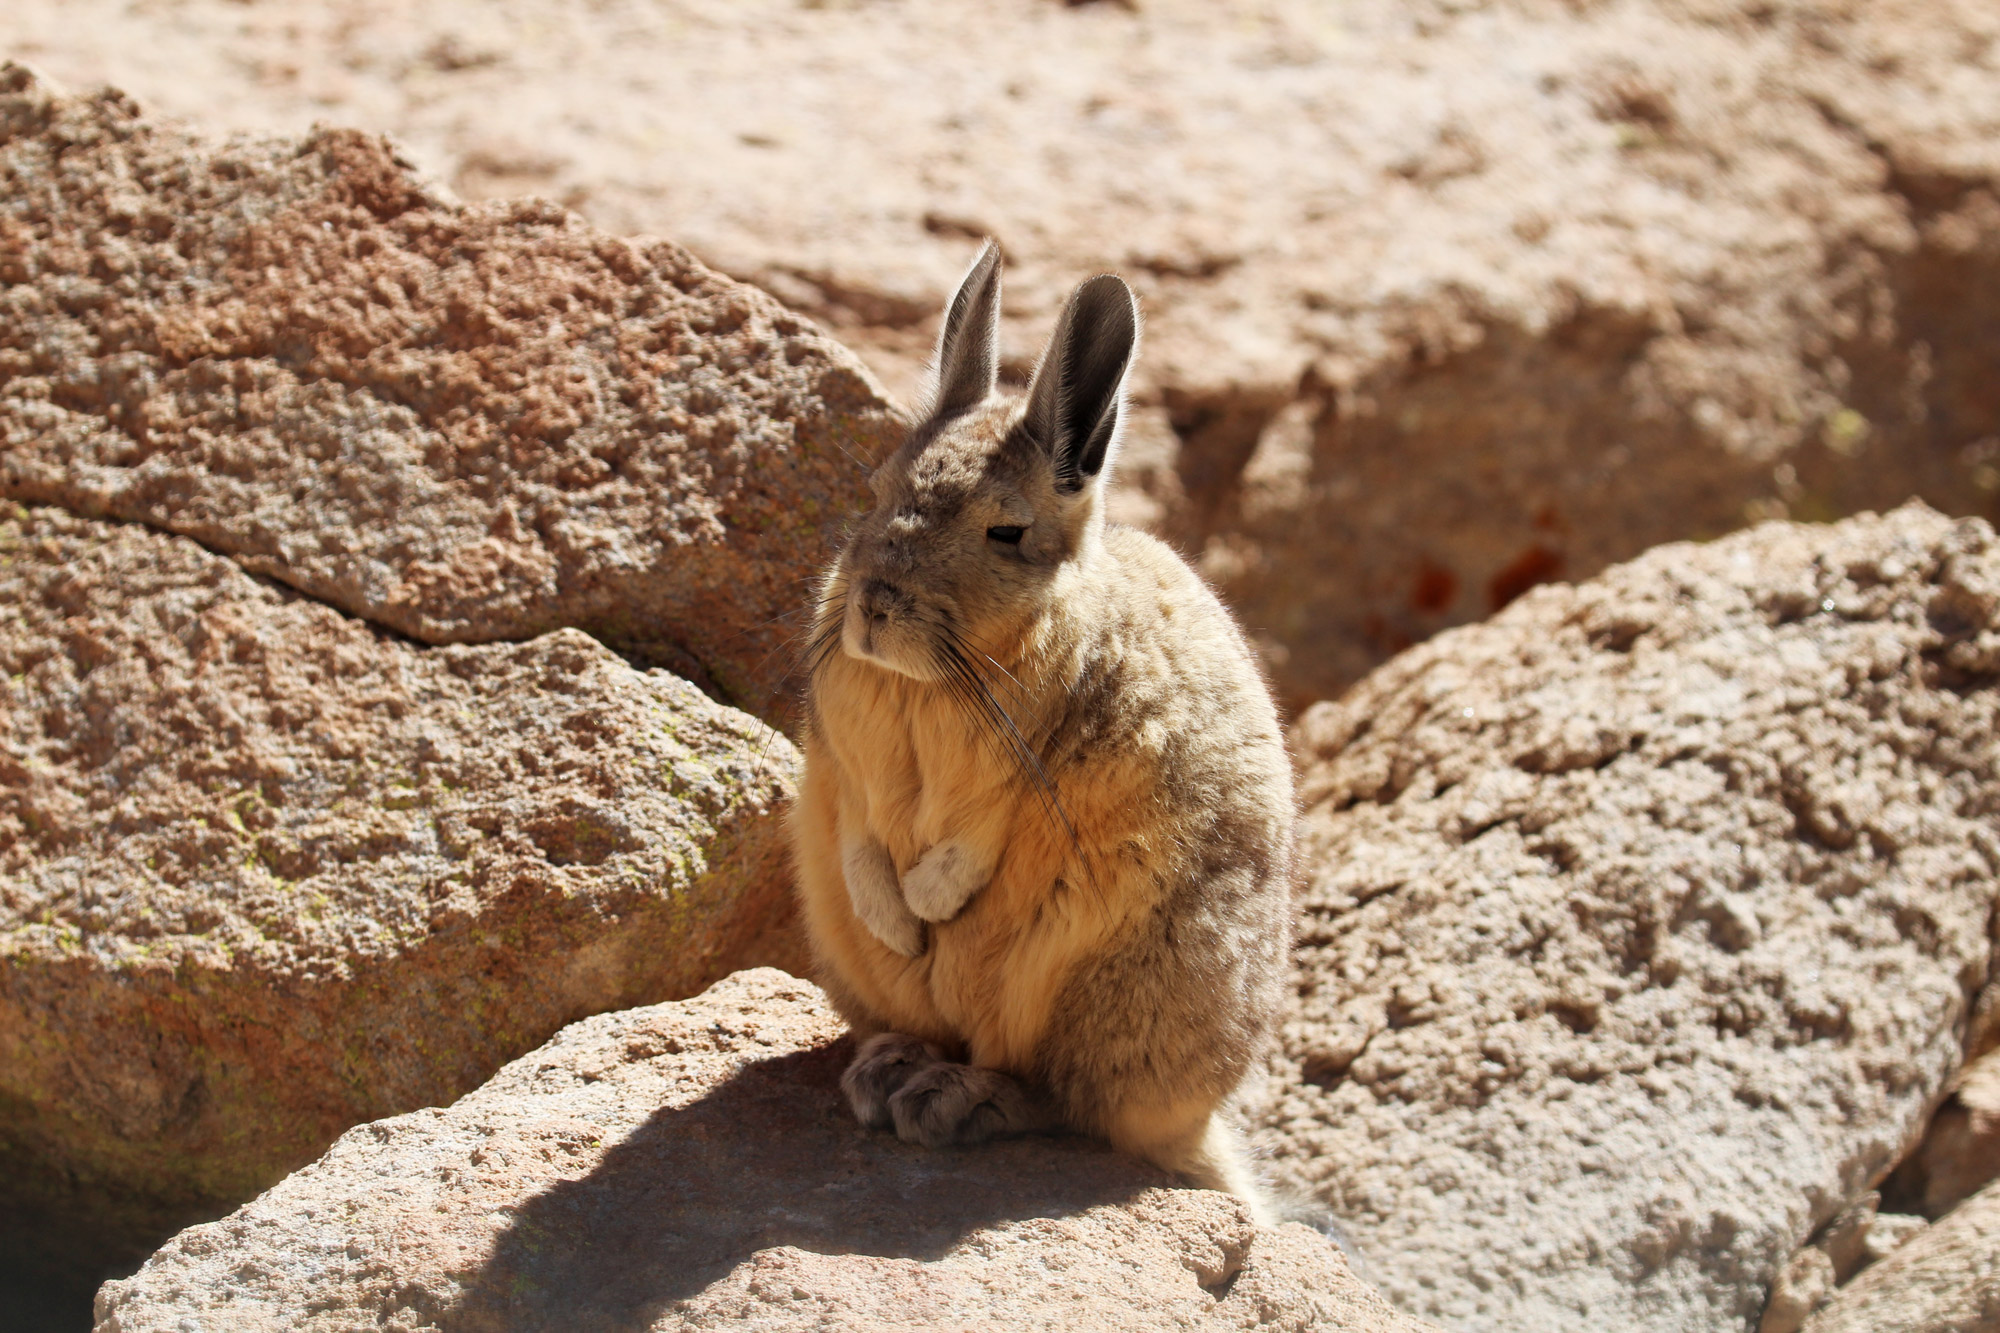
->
<box><xmin>901</xmin><ymin>840</ymin><xmax>990</xmax><ymax>923</ymax></box>
<box><xmin>858</xmin><ymin>895</ymin><xmax>926</xmax><ymax>957</ymax></box>
<box><xmin>843</xmin><ymin>838</ymin><xmax>926</xmax><ymax>956</ymax></box>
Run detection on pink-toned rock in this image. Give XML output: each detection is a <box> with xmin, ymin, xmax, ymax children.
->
<box><xmin>12</xmin><ymin>2</ymin><xmax>2000</xmax><ymax>709</ymax></box>
<box><xmin>0</xmin><ymin>503</ymin><xmax>801</xmax><ymax>1283</ymax></box>
<box><xmin>0</xmin><ymin>62</ymin><xmax>901</xmax><ymax>721</ymax></box>
<box><xmin>93</xmin><ymin>970</ymin><xmax>1438</xmax><ymax>1333</ymax></box>
<box><xmin>1264</xmin><ymin>504</ymin><xmax>2000</xmax><ymax>1331</ymax></box>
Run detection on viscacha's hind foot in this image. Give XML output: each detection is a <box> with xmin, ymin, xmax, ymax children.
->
<box><xmin>841</xmin><ymin>1033</ymin><xmax>946</xmax><ymax>1130</ymax></box>
<box><xmin>887</xmin><ymin>1061</ymin><xmax>1048</xmax><ymax>1148</ymax></box>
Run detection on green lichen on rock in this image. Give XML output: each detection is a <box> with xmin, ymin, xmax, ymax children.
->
<box><xmin>0</xmin><ymin>506</ymin><xmax>806</xmax><ymax>1283</ymax></box>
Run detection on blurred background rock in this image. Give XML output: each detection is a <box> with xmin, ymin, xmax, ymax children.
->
<box><xmin>11</xmin><ymin>0</ymin><xmax>1998</xmax><ymax>711</ymax></box>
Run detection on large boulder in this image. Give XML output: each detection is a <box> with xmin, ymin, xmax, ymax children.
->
<box><xmin>0</xmin><ymin>503</ymin><xmax>802</xmax><ymax>1281</ymax></box>
<box><xmin>92</xmin><ymin>969</ymin><xmax>1437</xmax><ymax>1333</ymax></box>
<box><xmin>1263</xmin><ymin>504</ymin><xmax>2000</xmax><ymax>1330</ymax></box>
<box><xmin>0</xmin><ymin>62</ymin><xmax>901</xmax><ymax>722</ymax></box>
<box><xmin>14</xmin><ymin>2</ymin><xmax>1999</xmax><ymax>708</ymax></box>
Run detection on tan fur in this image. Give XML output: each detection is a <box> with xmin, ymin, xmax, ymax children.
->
<box><xmin>790</xmin><ymin>243</ymin><xmax>1294</xmax><ymax>1214</ymax></box>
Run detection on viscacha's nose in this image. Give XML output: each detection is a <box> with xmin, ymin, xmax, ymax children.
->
<box><xmin>860</xmin><ymin>578</ymin><xmax>900</xmax><ymax>625</ymax></box>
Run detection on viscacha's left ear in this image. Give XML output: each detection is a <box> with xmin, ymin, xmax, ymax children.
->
<box><xmin>1022</xmin><ymin>274</ymin><xmax>1138</xmax><ymax>494</ymax></box>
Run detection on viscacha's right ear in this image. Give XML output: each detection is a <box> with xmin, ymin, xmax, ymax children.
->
<box><xmin>924</xmin><ymin>239</ymin><xmax>1003</xmax><ymax>425</ymax></box>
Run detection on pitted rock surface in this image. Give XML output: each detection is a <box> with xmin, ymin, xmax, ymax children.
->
<box><xmin>11</xmin><ymin>2</ymin><xmax>2000</xmax><ymax>709</ymax></box>
<box><xmin>1264</xmin><ymin>504</ymin><xmax>2000</xmax><ymax>1331</ymax></box>
<box><xmin>0</xmin><ymin>62</ymin><xmax>900</xmax><ymax>720</ymax></box>
<box><xmin>92</xmin><ymin>969</ymin><xmax>1437</xmax><ymax>1333</ymax></box>
<box><xmin>0</xmin><ymin>504</ymin><xmax>802</xmax><ymax>1279</ymax></box>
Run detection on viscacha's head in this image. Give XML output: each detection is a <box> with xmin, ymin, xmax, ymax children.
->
<box><xmin>820</xmin><ymin>241</ymin><xmax>1140</xmax><ymax>683</ymax></box>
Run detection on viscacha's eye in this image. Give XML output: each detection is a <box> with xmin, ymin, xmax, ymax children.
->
<box><xmin>987</xmin><ymin>525</ymin><xmax>1026</xmax><ymax>545</ymax></box>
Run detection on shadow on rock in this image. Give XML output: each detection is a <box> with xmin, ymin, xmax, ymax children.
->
<box><xmin>448</xmin><ymin>1037</ymin><xmax>1162</xmax><ymax>1330</ymax></box>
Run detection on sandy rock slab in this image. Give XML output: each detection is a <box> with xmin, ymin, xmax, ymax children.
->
<box><xmin>1266</xmin><ymin>504</ymin><xmax>2000</xmax><ymax>1332</ymax></box>
<box><xmin>0</xmin><ymin>62</ymin><xmax>901</xmax><ymax>722</ymax></box>
<box><xmin>0</xmin><ymin>504</ymin><xmax>802</xmax><ymax>1282</ymax></box>
<box><xmin>93</xmin><ymin>969</ymin><xmax>1434</xmax><ymax>1333</ymax></box>
<box><xmin>13</xmin><ymin>1</ymin><xmax>1998</xmax><ymax>710</ymax></box>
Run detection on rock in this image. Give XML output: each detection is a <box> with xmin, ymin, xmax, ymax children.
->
<box><xmin>1801</xmin><ymin>1179</ymin><xmax>2000</xmax><ymax>1333</ymax></box>
<box><xmin>1887</xmin><ymin>1043</ymin><xmax>2000</xmax><ymax>1216</ymax></box>
<box><xmin>1265</xmin><ymin>504</ymin><xmax>2000</xmax><ymax>1332</ymax></box>
<box><xmin>14</xmin><ymin>3</ymin><xmax>2000</xmax><ymax>710</ymax></box>
<box><xmin>0</xmin><ymin>504</ymin><xmax>803</xmax><ymax>1283</ymax></box>
<box><xmin>1859</xmin><ymin>1212</ymin><xmax>1930</xmax><ymax>1267</ymax></box>
<box><xmin>1757</xmin><ymin>1190</ymin><xmax>1936</xmax><ymax>1329</ymax></box>
<box><xmin>92</xmin><ymin>969</ymin><xmax>1437</xmax><ymax>1333</ymax></box>
<box><xmin>1758</xmin><ymin>1246</ymin><xmax>1835</xmax><ymax>1333</ymax></box>
<box><xmin>0</xmin><ymin>62</ymin><xmax>902</xmax><ymax>722</ymax></box>
<box><xmin>1812</xmin><ymin>1191</ymin><xmax>1880</xmax><ymax>1285</ymax></box>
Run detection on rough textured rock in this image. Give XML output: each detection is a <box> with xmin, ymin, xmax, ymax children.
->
<box><xmin>1757</xmin><ymin>1247</ymin><xmax>1835</xmax><ymax>1333</ymax></box>
<box><xmin>1755</xmin><ymin>1191</ymin><xmax>1935</xmax><ymax>1332</ymax></box>
<box><xmin>0</xmin><ymin>62</ymin><xmax>901</xmax><ymax>721</ymax></box>
<box><xmin>1887</xmin><ymin>1042</ymin><xmax>2000</xmax><ymax>1216</ymax></box>
<box><xmin>11</xmin><ymin>1</ymin><xmax>2000</xmax><ymax>709</ymax></box>
<box><xmin>0</xmin><ymin>503</ymin><xmax>802</xmax><ymax>1282</ymax></box>
<box><xmin>1858</xmin><ymin>1211</ymin><xmax>1931</xmax><ymax>1266</ymax></box>
<box><xmin>92</xmin><ymin>969</ymin><xmax>1436</xmax><ymax>1333</ymax></box>
<box><xmin>1812</xmin><ymin>1191</ymin><xmax>1881</xmax><ymax>1284</ymax></box>
<box><xmin>1262</xmin><ymin>504</ymin><xmax>2000</xmax><ymax>1331</ymax></box>
<box><xmin>1801</xmin><ymin>1178</ymin><xmax>2000</xmax><ymax>1333</ymax></box>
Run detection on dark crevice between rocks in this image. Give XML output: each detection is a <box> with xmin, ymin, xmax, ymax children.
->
<box><xmin>1879</xmin><ymin>888</ymin><xmax>2000</xmax><ymax>1221</ymax></box>
<box><xmin>2</xmin><ymin>487</ymin><xmax>771</xmax><ymax>733</ymax></box>
<box><xmin>0</xmin><ymin>1246</ymin><xmax>105</xmax><ymax>1333</ymax></box>
<box><xmin>1794</xmin><ymin>107</ymin><xmax>2000</xmax><ymax>535</ymax></box>
<box><xmin>2</xmin><ymin>496</ymin><xmax>486</xmax><ymax>660</ymax></box>
<box><xmin>1181</xmin><ymin>300</ymin><xmax>1713</xmax><ymax>713</ymax></box>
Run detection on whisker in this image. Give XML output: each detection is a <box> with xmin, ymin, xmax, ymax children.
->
<box><xmin>972</xmin><ymin>649</ymin><xmax>1043</xmax><ymax>723</ymax></box>
<box><xmin>723</xmin><ymin>607</ymin><xmax>809</xmax><ymax>640</ymax></box>
<box><xmin>794</xmin><ymin>587</ymin><xmax>1094</xmax><ymax>885</ymax></box>
<box><xmin>931</xmin><ymin>632</ymin><xmax>1051</xmax><ymax>784</ymax></box>
<box><xmin>728</xmin><ymin>618</ymin><xmax>825</xmax><ymax>697</ymax></box>
<box><xmin>740</xmin><ymin>712</ymin><xmax>791</xmax><ymax>801</ymax></box>
<box><xmin>929</xmin><ymin>630</ymin><xmax>1085</xmax><ymax>875</ymax></box>
<box><xmin>916</xmin><ymin>613</ymin><xmax>1050</xmax><ymax>741</ymax></box>
<box><xmin>825</xmin><ymin>431</ymin><xmax>878</xmax><ymax>478</ymax></box>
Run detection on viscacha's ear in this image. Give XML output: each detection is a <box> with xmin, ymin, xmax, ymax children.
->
<box><xmin>925</xmin><ymin>239</ymin><xmax>1004</xmax><ymax>425</ymax></box>
<box><xmin>1022</xmin><ymin>274</ymin><xmax>1138</xmax><ymax>493</ymax></box>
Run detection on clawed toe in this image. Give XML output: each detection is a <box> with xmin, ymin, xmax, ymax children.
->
<box><xmin>841</xmin><ymin>1033</ymin><xmax>944</xmax><ymax>1129</ymax></box>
